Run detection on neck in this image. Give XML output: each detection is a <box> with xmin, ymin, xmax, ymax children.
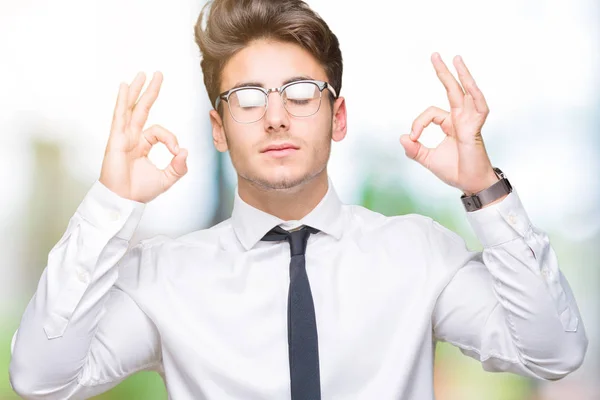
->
<box><xmin>237</xmin><ymin>170</ymin><xmax>329</xmax><ymax>221</ymax></box>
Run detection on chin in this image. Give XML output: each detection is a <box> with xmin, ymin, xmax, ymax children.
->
<box><xmin>242</xmin><ymin>168</ymin><xmax>320</xmax><ymax>191</ymax></box>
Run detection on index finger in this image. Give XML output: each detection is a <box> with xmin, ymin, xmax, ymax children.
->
<box><xmin>130</xmin><ymin>71</ymin><xmax>164</xmax><ymax>131</ymax></box>
<box><xmin>431</xmin><ymin>52</ymin><xmax>464</xmax><ymax>109</ymax></box>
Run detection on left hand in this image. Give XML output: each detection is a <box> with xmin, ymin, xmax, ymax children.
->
<box><xmin>400</xmin><ymin>52</ymin><xmax>499</xmax><ymax>196</ymax></box>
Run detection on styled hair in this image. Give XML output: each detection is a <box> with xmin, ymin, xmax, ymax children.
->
<box><xmin>194</xmin><ymin>0</ymin><xmax>343</xmax><ymax>111</ymax></box>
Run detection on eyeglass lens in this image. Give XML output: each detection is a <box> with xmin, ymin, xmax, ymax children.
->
<box><xmin>228</xmin><ymin>82</ymin><xmax>322</xmax><ymax>123</ymax></box>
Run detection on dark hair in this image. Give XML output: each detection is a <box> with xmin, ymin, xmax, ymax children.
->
<box><xmin>194</xmin><ymin>0</ymin><xmax>343</xmax><ymax>110</ymax></box>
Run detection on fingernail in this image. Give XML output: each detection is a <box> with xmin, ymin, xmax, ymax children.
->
<box><xmin>409</xmin><ymin>131</ymin><xmax>415</xmax><ymax>140</ymax></box>
<box><xmin>174</xmin><ymin>145</ymin><xmax>179</xmax><ymax>152</ymax></box>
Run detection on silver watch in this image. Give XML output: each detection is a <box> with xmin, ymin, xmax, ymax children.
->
<box><xmin>460</xmin><ymin>167</ymin><xmax>513</xmax><ymax>212</ymax></box>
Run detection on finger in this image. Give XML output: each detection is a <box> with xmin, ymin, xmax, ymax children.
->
<box><xmin>453</xmin><ymin>55</ymin><xmax>489</xmax><ymax>114</ymax></box>
<box><xmin>141</xmin><ymin>124</ymin><xmax>180</xmax><ymax>155</ymax></box>
<box><xmin>127</xmin><ymin>72</ymin><xmax>147</xmax><ymax>112</ymax></box>
<box><xmin>462</xmin><ymin>93</ymin><xmax>479</xmax><ymax>117</ymax></box>
<box><xmin>162</xmin><ymin>148</ymin><xmax>189</xmax><ymax>190</ymax></box>
<box><xmin>130</xmin><ymin>71</ymin><xmax>164</xmax><ymax>131</ymax></box>
<box><xmin>431</xmin><ymin>52</ymin><xmax>464</xmax><ymax>109</ymax></box>
<box><xmin>409</xmin><ymin>106</ymin><xmax>450</xmax><ymax>141</ymax></box>
<box><xmin>110</xmin><ymin>82</ymin><xmax>129</xmax><ymax>134</ymax></box>
<box><xmin>400</xmin><ymin>134</ymin><xmax>432</xmax><ymax>169</ymax></box>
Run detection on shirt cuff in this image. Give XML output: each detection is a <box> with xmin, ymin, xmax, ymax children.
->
<box><xmin>76</xmin><ymin>181</ymin><xmax>146</xmax><ymax>241</ymax></box>
<box><xmin>465</xmin><ymin>189</ymin><xmax>533</xmax><ymax>248</ymax></box>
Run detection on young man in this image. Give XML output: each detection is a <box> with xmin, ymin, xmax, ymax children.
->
<box><xmin>9</xmin><ymin>0</ymin><xmax>587</xmax><ymax>399</ymax></box>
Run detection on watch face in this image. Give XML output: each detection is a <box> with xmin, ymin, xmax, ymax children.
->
<box><xmin>503</xmin><ymin>177</ymin><xmax>513</xmax><ymax>192</ymax></box>
<box><xmin>493</xmin><ymin>167</ymin><xmax>505</xmax><ymax>179</ymax></box>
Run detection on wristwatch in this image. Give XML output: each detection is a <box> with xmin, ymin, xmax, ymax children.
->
<box><xmin>460</xmin><ymin>167</ymin><xmax>513</xmax><ymax>212</ymax></box>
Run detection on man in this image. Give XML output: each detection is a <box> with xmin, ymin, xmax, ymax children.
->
<box><xmin>9</xmin><ymin>0</ymin><xmax>588</xmax><ymax>399</ymax></box>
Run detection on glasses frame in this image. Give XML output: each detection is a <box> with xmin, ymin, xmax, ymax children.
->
<box><xmin>214</xmin><ymin>79</ymin><xmax>338</xmax><ymax>124</ymax></box>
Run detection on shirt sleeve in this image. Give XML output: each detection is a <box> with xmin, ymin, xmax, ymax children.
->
<box><xmin>9</xmin><ymin>181</ymin><xmax>163</xmax><ymax>399</ymax></box>
<box><xmin>431</xmin><ymin>189</ymin><xmax>588</xmax><ymax>380</ymax></box>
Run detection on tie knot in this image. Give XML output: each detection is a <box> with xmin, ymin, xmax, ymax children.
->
<box><xmin>261</xmin><ymin>225</ymin><xmax>319</xmax><ymax>256</ymax></box>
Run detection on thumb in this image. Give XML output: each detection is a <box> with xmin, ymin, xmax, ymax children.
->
<box><xmin>162</xmin><ymin>148</ymin><xmax>188</xmax><ymax>190</ymax></box>
<box><xmin>399</xmin><ymin>134</ymin><xmax>430</xmax><ymax>168</ymax></box>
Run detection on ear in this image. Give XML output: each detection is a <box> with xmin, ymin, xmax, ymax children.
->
<box><xmin>331</xmin><ymin>96</ymin><xmax>347</xmax><ymax>142</ymax></box>
<box><xmin>209</xmin><ymin>109</ymin><xmax>228</xmax><ymax>152</ymax></box>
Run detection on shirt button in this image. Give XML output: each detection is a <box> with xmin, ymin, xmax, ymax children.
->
<box><xmin>541</xmin><ymin>268</ymin><xmax>551</xmax><ymax>279</ymax></box>
<box><xmin>76</xmin><ymin>268</ymin><xmax>90</xmax><ymax>284</ymax></box>
<box><xmin>507</xmin><ymin>214</ymin><xmax>517</xmax><ymax>225</ymax></box>
<box><xmin>108</xmin><ymin>210</ymin><xmax>121</xmax><ymax>222</ymax></box>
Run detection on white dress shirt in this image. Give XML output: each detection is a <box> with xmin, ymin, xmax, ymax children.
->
<box><xmin>9</xmin><ymin>177</ymin><xmax>588</xmax><ymax>400</ymax></box>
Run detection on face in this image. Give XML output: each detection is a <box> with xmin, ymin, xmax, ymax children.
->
<box><xmin>209</xmin><ymin>39</ymin><xmax>347</xmax><ymax>191</ymax></box>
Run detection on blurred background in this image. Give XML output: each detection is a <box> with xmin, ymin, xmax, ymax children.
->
<box><xmin>1</xmin><ymin>0</ymin><xmax>598</xmax><ymax>399</ymax></box>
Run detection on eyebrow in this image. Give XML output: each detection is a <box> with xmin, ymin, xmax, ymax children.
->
<box><xmin>230</xmin><ymin>75</ymin><xmax>315</xmax><ymax>90</ymax></box>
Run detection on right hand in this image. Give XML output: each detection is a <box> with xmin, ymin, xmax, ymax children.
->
<box><xmin>99</xmin><ymin>71</ymin><xmax>189</xmax><ymax>203</ymax></box>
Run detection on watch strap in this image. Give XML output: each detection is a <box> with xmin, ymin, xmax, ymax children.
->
<box><xmin>461</xmin><ymin>168</ymin><xmax>513</xmax><ymax>212</ymax></box>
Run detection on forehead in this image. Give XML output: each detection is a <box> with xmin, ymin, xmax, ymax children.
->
<box><xmin>220</xmin><ymin>39</ymin><xmax>328</xmax><ymax>91</ymax></box>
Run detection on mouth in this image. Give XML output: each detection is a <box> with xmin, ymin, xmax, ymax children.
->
<box><xmin>262</xmin><ymin>144</ymin><xmax>300</xmax><ymax>158</ymax></box>
<box><xmin>264</xmin><ymin>148</ymin><xmax>298</xmax><ymax>158</ymax></box>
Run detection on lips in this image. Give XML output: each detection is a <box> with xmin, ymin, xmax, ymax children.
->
<box><xmin>262</xmin><ymin>143</ymin><xmax>299</xmax><ymax>152</ymax></box>
<box><xmin>262</xmin><ymin>143</ymin><xmax>299</xmax><ymax>158</ymax></box>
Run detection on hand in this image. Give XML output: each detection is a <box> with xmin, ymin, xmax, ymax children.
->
<box><xmin>99</xmin><ymin>72</ymin><xmax>189</xmax><ymax>203</ymax></box>
<box><xmin>400</xmin><ymin>52</ymin><xmax>498</xmax><ymax>196</ymax></box>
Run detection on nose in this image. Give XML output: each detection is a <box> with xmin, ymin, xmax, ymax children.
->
<box><xmin>263</xmin><ymin>90</ymin><xmax>290</xmax><ymax>132</ymax></box>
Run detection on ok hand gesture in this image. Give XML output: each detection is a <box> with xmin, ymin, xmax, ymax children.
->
<box><xmin>400</xmin><ymin>53</ymin><xmax>499</xmax><ymax>196</ymax></box>
<box><xmin>99</xmin><ymin>72</ymin><xmax>188</xmax><ymax>203</ymax></box>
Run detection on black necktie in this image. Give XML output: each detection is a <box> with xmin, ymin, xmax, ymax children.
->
<box><xmin>261</xmin><ymin>225</ymin><xmax>321</xmax><ymax>400</ymax></box>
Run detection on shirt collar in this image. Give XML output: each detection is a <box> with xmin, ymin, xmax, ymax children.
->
<box><xmin>231</xmin><ymin>177</ymin><xmax>344</xmax><ymax>251</ymax></box>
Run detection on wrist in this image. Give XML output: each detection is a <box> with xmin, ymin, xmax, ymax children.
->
<box><xmin>460</xmin><ymin>167</ymin><xmax>513</xmax><ymax>212</ymax></box>
<box><xmin>462</xmin><ymin>171</ymin><xmax>500</xmax><ymax>197</ymax></box>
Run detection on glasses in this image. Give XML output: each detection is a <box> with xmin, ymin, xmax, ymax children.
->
<box><xmin>214</xmin><ymin>79</ymin><xmax>338</xmax><ymax>124</ymax></box>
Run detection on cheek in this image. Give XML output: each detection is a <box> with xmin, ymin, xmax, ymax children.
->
<box><xmin>223</xmin><ymin>121</ymin><xmax>245</xmax><ymax>149</ymax></box>
<box><xmin>309</xmin><ymin>116</ymin><xmax>333</xmax><ymax>147</ymax></box>
<box><xmin>224</xmin><ymin>126</ymin><xmax>260</xmax><ymax>162</ymax></box>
